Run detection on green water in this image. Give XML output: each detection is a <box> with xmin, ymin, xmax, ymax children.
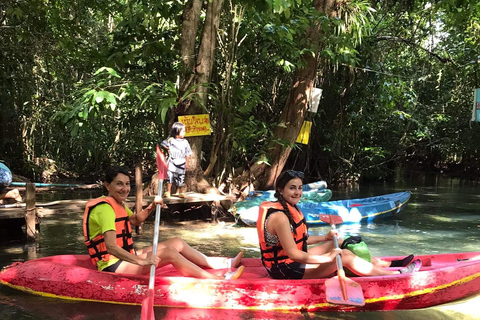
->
<box><xmin>1</xmin><ymin>174</ymin><xmax>480</xmax><ymax>319</ymax></box>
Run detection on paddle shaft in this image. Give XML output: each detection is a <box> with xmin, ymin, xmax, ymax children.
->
<box><xmin>331</xmin><ymin>222</ymin><xmax>348</xmax><ymax>301</ymax></box>
<box><xmin>148</xmin><ymin>179</ymin><xmax>163</xmax><ymax>290</ymax></box>
<box><xmin>331</xmin><ymin>224</ymin><xmax>342</xmax><ymax>268</ymax></box>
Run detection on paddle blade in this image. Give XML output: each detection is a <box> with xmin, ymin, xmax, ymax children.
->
<box><xmin>318</xmin><ymin>214</ymin><xmax>343</xmax><ymax>225</ymax></box>
<box><xmin>140</xmin><ymin>289</ymin><xmax>155</xmax><ymax>320</ymax></box>
<box><xmin>325</xmin><ymin>276</ymin><xmax>365</xmax><ymax>306</ymax></box>
<box><xmin>156</xmin><ymin>145</ymin><xmax>168</xmax><ymax>180</ymax></box>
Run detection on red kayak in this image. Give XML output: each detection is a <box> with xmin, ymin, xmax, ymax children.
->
<box><xmin>1</xmin><ymin>252</ymin><xmax>480</xmax><ymax>312</ymax></box>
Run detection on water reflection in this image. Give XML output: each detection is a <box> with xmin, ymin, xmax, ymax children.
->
<box><xmin>1</xmin><ymin>176</ymin><xmax>480</xmax><ymax>319</ymax></box>
<box><xmin>1</xmin><ymin>284</ymin><xmax>479</xmax><ymax>320</ymax></box>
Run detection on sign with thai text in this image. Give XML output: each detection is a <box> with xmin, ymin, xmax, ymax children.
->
<box><xmin>178</xmin><ymin>114</ymin><xmax>211</xmax><ymax>137</ymax></box>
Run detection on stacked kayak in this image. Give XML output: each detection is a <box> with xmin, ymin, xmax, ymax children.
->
<box><xmin>298</xmin><ymin>180</ymin><xmax>328</xmax><ymax>191</ymax></box>
<box><xmin>2</xmin><ymin>252</ymin><xmax>480</xmax><ymax>312</ymax></box>
<box><xmin>304</xmin><ymin>191</ymin><xmax>411</xmax><ymax>225</ymax></box>
<box><xmin>235</xmin><ymin>191</ymin><xmax>410</xmax><ymax>226</ymax></box>
<box><xmin>233</xmin><ymin>181</ymin><xmax>331</xmax><ymax>226</ymax></box>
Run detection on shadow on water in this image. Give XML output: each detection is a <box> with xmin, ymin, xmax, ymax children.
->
<box><xmin>1</xmin><ymin>173</ymin><xmax>480</xmax><ymax>319</ymax></box>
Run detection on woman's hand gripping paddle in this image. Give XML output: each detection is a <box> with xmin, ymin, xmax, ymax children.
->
<box><xmin>319</xmin><ymin>214</ymin><xmax>365</xmax><ymax>307</ymax></box>
<box><xmin>141</xmin><ymin>145</ymin><xmax>168</xmax><ymax>320</ymax></box>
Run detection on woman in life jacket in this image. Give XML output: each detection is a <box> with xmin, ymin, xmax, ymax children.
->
<box><xmin>84</xmin><ymin>166</ymin><xmax>244</xmax><ymax>279</ymax></box>
<box><xmin>257</xmin><ymin>170</ymin><xmax>421</xmax><ymax>279</ymax></box>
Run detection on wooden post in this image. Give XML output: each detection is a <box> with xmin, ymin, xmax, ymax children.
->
<box><xmin>25</xmin><ymin>182</ymin><xmax>37</xmax><ymax>241</ymax></box>
<box><xmin>135</xmin><ymin>162</ymin><xmax>143</xmax><ymax>235</ymax></box>
<box><xmin>211</xmin><ymin>200</ymin><xmax>219</xmax><ymax>223</ymax></box>
<box><xmin>27</xmin><ymin>243</ymin><xmax>38</xmax><ymax>260</ymax></box>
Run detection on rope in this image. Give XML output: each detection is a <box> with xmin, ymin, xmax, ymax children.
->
<box><xmin>24</xmin><ymin>207</ymin><xmax>39</xmax><ymax>239</ymax></box>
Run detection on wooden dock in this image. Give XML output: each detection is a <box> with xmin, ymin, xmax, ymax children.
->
<box><xmin>159</xmin><ymin>192</ymin><xmax>237</xmax><ymax>222</ymax></box>
<box><xmin>0</xmin><ymin>192</ymin><xmax>236</xmax><ymax>240</ymax></box>
<box><xmin>161</xmin><ymin>192</ymin><xmax>236</xmax><ymax>205</ymax></box>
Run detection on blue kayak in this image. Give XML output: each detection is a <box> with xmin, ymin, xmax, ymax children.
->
<box><xmin>304</xmin><ymin>191</ymin><xmax>411</xmax><ymax>225</ymax></box>
<box><xmin>235</xmin><ymin>191</ymin><xmax>411</xmax><ymax>226</ymax></box>
<box><xmin>243</xmin><ymin>180</ymin><xmax>327</xmax><ymax>201</ymax></box>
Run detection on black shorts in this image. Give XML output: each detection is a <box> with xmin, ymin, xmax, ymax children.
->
<box><xmin>167</xmin><ymin>171</ymin><xmax>185</xmax><ymax>187</ymax></box>
<box><xmin>102</xmin><ymin>260</ymin><xmax>122</xmax><ymax>273</ymax></box>
<box><xmin>267</xmin><ymin>262</ymin><xmax>306</xmax><ymax>279</ymax></box>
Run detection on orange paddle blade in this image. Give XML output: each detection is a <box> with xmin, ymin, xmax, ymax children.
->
<box><xmin>140</xmin><ymin>289</ymin><xmax>155</xmax><ymax>320</ymax></box>
<box><xmin>156</xmin><ymin>145</ymin><xmax>168</xmax><ymax>180</ymax></box>
<box><xmin>325</xmin><ymin>275</ymin><xmax>365</xmax><ymax>306</ymax></box>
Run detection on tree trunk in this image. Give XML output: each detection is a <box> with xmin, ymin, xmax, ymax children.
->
<box><xmin>204</xmin><ymin>3</ymin><xmax>244</xmax><ymax>183</ymax></box>
<box><xmin>179</xmin><ymin>0</ymin><xmax>203</xmax><ymax>97</ymax></box>
<box><xmin>235</xmin><ymin>0</ymin><xmax>338</xmax><ymax>190</ymax></box>
<box><xmin>177</xmin><ymin>0</ymin><xmax>224</xmax><ymax>193</ymax></box>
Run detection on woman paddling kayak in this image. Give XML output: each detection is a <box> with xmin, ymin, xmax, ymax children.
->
<box><xmin>257</xmin><ymin>170</ymin><xmax>421</xmax><ymax>279</ymax></box>
<box><xmin>83</xmin><ymin>166</ymin><xmax>244</xmax><ymax>279</ymax></box>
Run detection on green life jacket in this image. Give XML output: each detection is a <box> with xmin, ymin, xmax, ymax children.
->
<box><xmin>341</xmin><ymin>236</ymin><xmax>371</xmax><ymax>263</ymax></box>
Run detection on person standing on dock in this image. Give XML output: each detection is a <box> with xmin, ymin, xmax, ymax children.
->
<box><xmin>0</xmin><ymin>162</ymin><xmax>23</xmax><ymax>205</ymax></box>
<box><xmin>160</xmin><ymin>122</ymin><xmax>192</xmax><ymax>198</ymax></box>
<box><xmin>83</xmin><ymin>166</ymin><xmax>244</xmax><ymax>279</ymax></box>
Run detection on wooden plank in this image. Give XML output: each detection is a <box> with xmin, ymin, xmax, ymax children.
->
<box><xmin>0</xmin><ymin>208</ymin><xmax>30</xmax><ymax>219</ymax></box>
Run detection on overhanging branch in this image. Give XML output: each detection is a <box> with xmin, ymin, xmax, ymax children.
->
<box><xmin>376</xmin><ymin>35</ymin><xmax>458</xmax><ymax>66</ymax></box>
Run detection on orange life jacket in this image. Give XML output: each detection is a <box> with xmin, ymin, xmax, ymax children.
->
<box><xmin>256</xmin><ymin>201</ymin><xmax>308</xmax><ymax>268</ymax></box>
<box><xmin>83</xmin><ymin>196</ymin><xmax>135</xmax><ymax>267</ymax></box>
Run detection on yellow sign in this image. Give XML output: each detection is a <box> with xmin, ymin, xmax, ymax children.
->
<box><xmin>296</xmin><ymin>121</ymin><xmax>312</xmax><ymax>145</ymax></box>
<box><xmin>178</xmin><ymin>114</ymin><xmax>211</xmax><ymax>137</ymax></box>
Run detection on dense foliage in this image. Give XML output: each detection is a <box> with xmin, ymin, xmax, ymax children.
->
<box><xmin>1</xmin><ymin>0</ymin><xmax>479</xmax><ymax>186</ymax></box>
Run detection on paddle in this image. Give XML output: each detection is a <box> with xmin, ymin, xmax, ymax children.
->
<box><xmin>140</xmin><ymin>145</ymin><xmax>168</xmax><ymax>320</ymax></box>
<box><xmin>319</xmin><ymin>214</ymin><xmax>365</xmax><ymax>307</ymax></box>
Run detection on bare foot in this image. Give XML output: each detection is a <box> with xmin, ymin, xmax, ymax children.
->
<box><xmin>230</xmin><ymin>251</ymin><xmax>244</xmax><ymax>268</ymax></box>
<box><xmin>224</xmin><ymin>265</ymin><xmax>245</xmax><ymax>280</ymax></box>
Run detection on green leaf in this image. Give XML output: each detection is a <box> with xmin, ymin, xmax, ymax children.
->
<box><xmin>94</xmin><ymin>91</ymin><xmax>117</xmax><ymax>106</ymax></box>
<box><xmin>94</xmin><ymin>67</ymin><xmax>121</xmax><ymax>78</ymax></box>
<box><xmin>160</xmin><ymin>105</ymin><xmax>169</xmax><ymax>123</ymax></box>
<box><xmin>12</xmin><ymin>7</ymin><xmax>24</xmax><ymax>19</ymax></box>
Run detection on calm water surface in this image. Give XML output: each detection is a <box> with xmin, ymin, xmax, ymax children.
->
<box><xmin>1</xmin><ymin>174</ymin><xmax>480</xmax><ymax>319</ymax></box>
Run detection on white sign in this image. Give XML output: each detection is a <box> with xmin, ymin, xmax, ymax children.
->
<box><xmin>309</xmin><ymin>88</ymin><xmax>323</xmax><ymax>113</ymax></box>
